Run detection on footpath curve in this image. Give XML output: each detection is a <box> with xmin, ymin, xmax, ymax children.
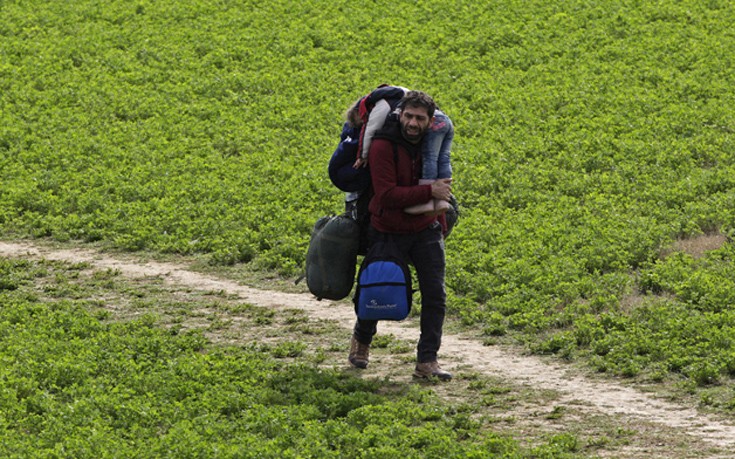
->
<box><xmin>2</xmin><ymin>240</ymin><xmax>735</xmax><ymax>454</ymax></box>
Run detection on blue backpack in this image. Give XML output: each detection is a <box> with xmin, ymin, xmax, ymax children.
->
<box><xmin>328</xmin><ymin>123</ymin><xmax>371</xmax><ymax>193</ymax></box>
<box><xmin>353</xmin><ymin>238</ymin><xmax>412</xmax><ymax>321</ymax></box>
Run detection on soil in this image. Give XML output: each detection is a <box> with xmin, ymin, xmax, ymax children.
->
<box><xmin>2</xmin><ymin>240</ymin><xmax>735</xmax><ymax>458</ymax></box>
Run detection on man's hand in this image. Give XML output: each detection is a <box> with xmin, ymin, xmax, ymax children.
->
<box><xmin>431</xmin><ymin>178</ymin><xmax>452</xmax><ymax>201</ymax></box>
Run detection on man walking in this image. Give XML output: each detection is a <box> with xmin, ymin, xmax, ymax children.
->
<box><xmin>348</xmin><ymin>90</ymin><xmax>453</xmax><ymax>381</ymax></box>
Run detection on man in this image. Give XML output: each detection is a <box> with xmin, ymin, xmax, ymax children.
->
<box><xmin>348</xmin><ymin>90</ymin><xmax>453</xmax><ymax>381</ymax></box>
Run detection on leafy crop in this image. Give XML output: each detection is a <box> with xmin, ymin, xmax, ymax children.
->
<box><xmin>2</xmin><ymin>0</ymin><xmax>735</xmax><ymax>394</ymax></box>
<box><xmin>0</xmin><ymin>258</ymin><xmax>586</xmax><ymax>458</ymax></box>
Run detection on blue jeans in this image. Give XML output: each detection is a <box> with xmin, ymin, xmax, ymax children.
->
<box><xmin>421</xmin><ymin>110</ymin><xmax>454</xmax><ymax>180</ymax></box>
<box><xmin>353</xmin><ymin>222</ymin><xmax>447</xmax><ymax>363</ymax></box>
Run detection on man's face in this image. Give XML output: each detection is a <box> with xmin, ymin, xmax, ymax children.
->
<box><xmin>399</xmin><ymin>105</ymin><xmax>433</xmax><ymax>143</ymax></box>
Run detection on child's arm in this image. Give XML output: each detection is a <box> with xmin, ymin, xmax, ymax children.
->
<box><xmin>360</xmin><ymin>99</ymin><xmax>392</xmax><ymax>160</ymax></box>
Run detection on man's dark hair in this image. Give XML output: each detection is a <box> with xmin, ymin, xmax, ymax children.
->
<box><xmin>399</xmin><ymin>90</ymin><xmax>436</xmax><ymax>118</ymax></box>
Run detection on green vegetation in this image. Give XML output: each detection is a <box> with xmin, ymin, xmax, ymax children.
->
<box><xmin>0</xmin><ymin>258</ymin><xmax>586</xmax><ymax>458</ymax></box>
<box><xmin>2</xmin><ymin>0</ymin><xmax>735</xmax><ymax>448</ymax></box>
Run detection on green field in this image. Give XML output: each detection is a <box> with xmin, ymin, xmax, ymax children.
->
<box><xmin>5</xmin><ymin>257</ymin><xmax>576</xmax><ymax>458</ymax></box>
<box><xmin>2</xmin><ymin>0</ymin><xmax>735</xmax><ymax>455</ymax></box>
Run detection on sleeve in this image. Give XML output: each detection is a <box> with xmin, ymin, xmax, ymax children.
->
<box><xmin>369</xmin><ymin>139</ymin><xmax>433</xmax><ymax>210</ymax></box>
<box><xmin>361</xmin><ymin>99</ymin><xmax>392</xmax><ymax>159</ymax></box>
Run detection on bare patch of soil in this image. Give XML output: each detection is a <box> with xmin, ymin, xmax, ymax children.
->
<box><xmin>666</xmin><ymin>232</ymin><xmax>729</xmax><ymax>259</ymax></box>
<box><xmin>2</xmin><ymin>240</ymin><xmax>735</xmax><ymax>458</ymax></box>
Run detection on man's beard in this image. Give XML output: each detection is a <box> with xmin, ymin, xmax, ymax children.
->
<box><xmin>401</xmin><ymin>124</ymin><xmax>425</xmax><ymax>143</ymax></box>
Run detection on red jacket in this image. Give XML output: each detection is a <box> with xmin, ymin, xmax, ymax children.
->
<box><xmin>368</xmin><ymin>123</ymin><xmax>440</xmax><ymax>234</ymax></box>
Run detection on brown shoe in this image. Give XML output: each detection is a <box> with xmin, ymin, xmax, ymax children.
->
<box><xmin>349</xmin><ymin>337</ymin><xmax>370</xmax><ymax>369</ymax></box>
<box><xmin>413</xmin><ymin>361</ymin><xmax>452</xmax><ymax>381</ymax></box>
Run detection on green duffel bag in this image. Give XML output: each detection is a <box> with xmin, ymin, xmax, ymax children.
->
<box><xmin>305</xmin><ymin>213</ymin><xmax>361</xmax><ymax>301</ymax></box>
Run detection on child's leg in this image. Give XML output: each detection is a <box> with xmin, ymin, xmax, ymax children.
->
<box><xmin>421</xmin><ymin>111</ymin><xmax>453</xmax><ymax>180</ymax></box>
<box><xmin>405</xmin><ymin>110</ymin><xmax>454</xmax><ymax>215</ymax></box>
<box><xmin>405</xmin><ymin>113</ymin><xmax>445</xmax><ymax>215</ymax></box>
<box><xmin>434</xmin><ymin>111</ymin><xmax>454</xmax><ymax>179</ymax></box>
<box><xmin>411</xmin><ymin>111</ymin><xmax>454</xmax><ymax>216</ymax></box>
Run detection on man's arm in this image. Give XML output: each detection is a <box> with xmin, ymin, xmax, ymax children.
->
<box><xmin>369</xmin><ymin>139</ymin><xmax>433</xmax><ymax>210</ymax></box>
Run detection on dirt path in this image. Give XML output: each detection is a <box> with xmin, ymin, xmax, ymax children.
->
<box><xmin>2</xmin><ymin>240</ymin><xmax>735</xmax><ymax>454</ymax></box>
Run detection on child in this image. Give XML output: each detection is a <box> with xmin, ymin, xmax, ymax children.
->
<box><xmin>407</xmin><ymin>107</ymin><xmax>454</xmax><ymax>215</ymax></box>
<box><xmin>350</xmin><ymin>85</ymin><xmax>454</xmax><ymax>216</ymax></box>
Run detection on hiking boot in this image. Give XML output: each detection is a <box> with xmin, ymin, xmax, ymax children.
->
<box><xmin>413</xmin><ymin>361</ymin><xmax>452</xmax><ymax>381</ymax></box>
<box><xmin>348</xmin><ymin>337</ymin><xmax>370</xmax><ymax>369</ymax></box>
